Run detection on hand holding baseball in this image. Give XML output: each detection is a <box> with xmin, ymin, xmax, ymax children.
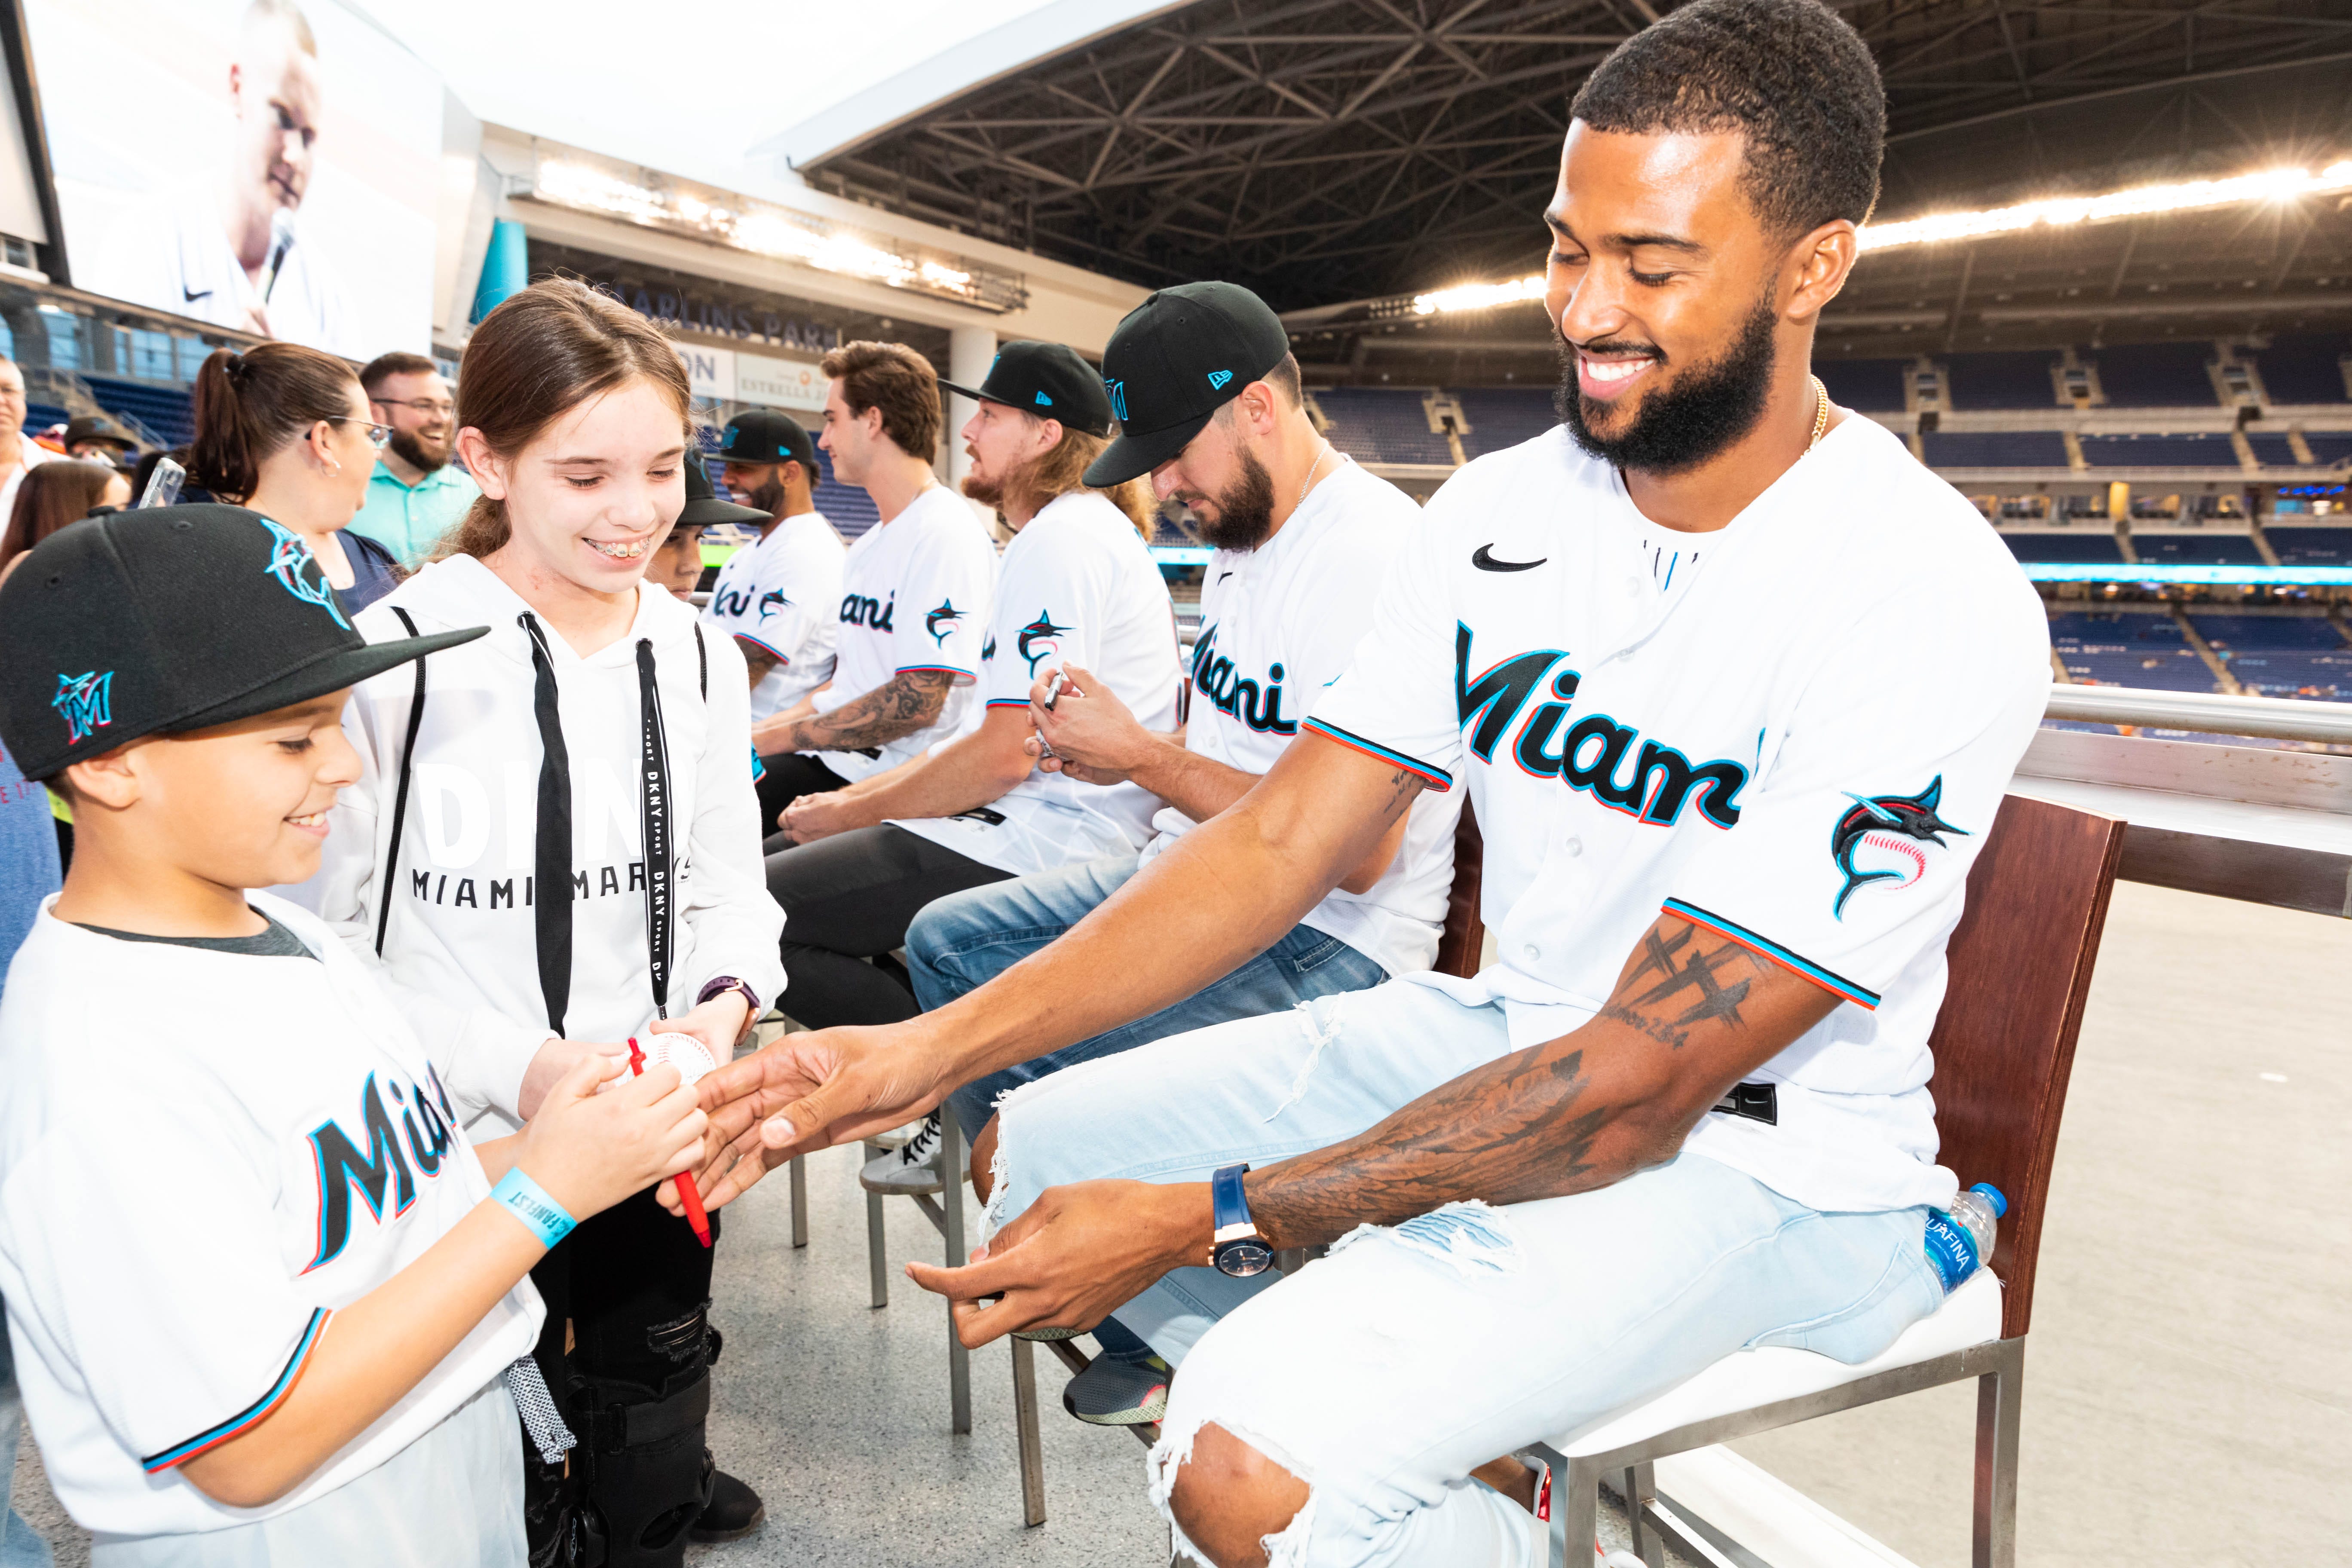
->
<box><xmin>511</xmin><ymin>1053</ymin><xmax>706</xmax><ymax>1223</ymax></box>
<box><xmin>1026</xmin><ymin>663</ymin><xmax>1147</xmax><ymax>785</ymax></box>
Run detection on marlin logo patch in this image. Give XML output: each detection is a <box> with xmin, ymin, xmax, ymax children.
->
<box><xmin>1206</xmin><ymin>369</ymin><xmax>1233</xmax><ymax>390</ymax></box>
<box><xmin>756</xmin><ymin>589</ymin><xmax>789</xmax><ymax>620</ymax></box>
<box><xmin>1016</xmin><ymin>612</ymin><xmax>1073</xmax><ymax>676</ymax></box>
<box><xmin>924</xmin><ymin>599</ymin><xmax>965</xmax><ymax>645</ymax></box>
<box><xmin>1831</xmin><ymin>776</ymin><xmax>1966</xmax><ymax>919</ymax></box>
<box><xmin>52</xmin><ymin>671</ymin><xmax>114</xmax><ymax>744</ymax></box>
<box><xmin>1104</xmin><ymin>379</ymin><xmax>1127</xmax><ymax>422</ymax></box>
<box><xmin>260</xmin><ymin>517</ymin><xmax>350</xmax><ymax>629</ymax></box>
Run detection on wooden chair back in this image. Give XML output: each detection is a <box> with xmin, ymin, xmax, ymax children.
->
<box><xmin>1433</xmin><ymin>803</ymin><xmax>1486</xmax><ymax>980</ymax></box>
<box><xmin>1926</xmin><ymin>793</ymin><xmax>2124</xmax><ymax>1338</ymax></box>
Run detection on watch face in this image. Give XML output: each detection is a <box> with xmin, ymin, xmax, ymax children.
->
<box><xmin>1215</xmin><ymin>1238</ymin><xmax>1274</xmax><ymax>1278</ymax></box>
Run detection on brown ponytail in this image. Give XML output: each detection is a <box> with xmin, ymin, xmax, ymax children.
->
<box><xmin>187</xmin><ymin>342</ymin><xmax>361</xmax><ymax>503</ymax></box>
<box><xmin>436</xmin><ymin>279</ymin><xmax>692</xmax><ymax>562</ymax></box>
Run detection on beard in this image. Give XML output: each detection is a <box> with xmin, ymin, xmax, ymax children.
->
<box><xmin>1556</xmin><ymin>292</ymin><xmax>1779</xmax><ymax>476</ymax></box>
<box><xmin>960</xmin><ymin>462</ymin><xmax>1006</xmax><ymax>510</ymax></box>
<box><xmin>388</xmin><ymin>426</ymin><xmax>450</xmax><ymax>475</ymax></box>
<box><xmin>747</xmin><ymin>475</ymin><xmax>790</xmax><ymax>518</ymax></box>
<box><xmin>1184</xmin><ymin>444</ymin><xmax>1278</xmax><ymax>551</ymax></box>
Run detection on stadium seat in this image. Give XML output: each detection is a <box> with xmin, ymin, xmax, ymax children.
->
<box><xmin>83</xmin><ymin>374</ymin><xmax>193</xmax><ymax>450</ymax></box>
<box><xmin>1942</xmin><ymin>350</ymin><xmax>2060</xmax><ymax>410</ymax></box>
<box><xmin>2128</xmin><ymin>533</ymin><xmax>2263</xmax><ymax>568</ymax></box>
<box><xmin>2090</xmin><ymin>341</ymin><xmax>2220</xmax><ymax>408</ymax></box>
<box><xmin>2303</xmin><ymin>433</ymin><xmax>2352</xmax><ymax>467</ymax></box>
<box><xmin>1314</xmin><ymin>387</ymin><xmax>1455</xmax><ymax>466</ymax></box>
<box><xmin>2076</xmin><ymin>432</ymin><xmax>2239</xmax><ymax>467</ymax></box>
<box><xmin>1923</xmin><ymin>430</ymin><xmax>2069</xmax><ymax>467</ymax></box>
<box><xmin>811</xmin><ymin>447</ymin><xmax>881</xmax><ymax>538</ymax></box>
<box><xmin>1523</xmin><ymin>795</ymin><xmax>2124</xmax><ymax>1568</ymax></box>
<box><xmin>2248</xmin><ymin>333</ymin><xmax>2351</xmax><ymax>405</ymax></box>
<box><xmin>2243</xmin><ymin>432</ymin><xmax>2301</xmax><ymax>467</ymax></box>
<box><xmin>1810</xmin><ymin>358</ymin><xmax>1907</xmax><ymax>413</ymax></box>
<box><xmin>2263</xmin><ymin>526</ymin><xmax>2352</xmax><ymax>567</ymax></box>
<box><xmin>1999</xmin><ymin>532</ymin><xmax>2122</xmax><ymax>565</ymax></box>
<box><xmin>2189</xmin><ymin>614</ymin><xmax>2352</xmax><ymax>701</ymax></box>
<box><xmin>1452</xmin><ymin>387</ymin><xmax>1560</xmax><ymax>459</ymax></box>
<box><xmin>2048</xmin><ymin>612</ymin><xmax>2221</xmax><ymax>692</ymax></box>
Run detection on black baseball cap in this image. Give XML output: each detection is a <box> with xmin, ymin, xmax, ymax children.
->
<box><xmin>677</xmin><ymin>453</ymin><xmax>770</xmax><ymax>528</ymax></box>
<box><xmin>939</xmin><ymin>340</ymin><xmax>1115</xmax><ymax>438</ymax></box>
<box><xmin>715</xmin><ymin>409</ymin><xmax>818</xmax><ymax>476</ymax></box>
<box><xmin>0</xmin><ymin>504</ymin><xmax>484</xmax><ymax>780</ymax></box>
<box><xmin>1082</xmin><ymin>282</ymin><xmax>1291</xmax><ymax>487</ymax></box>
<box><xmin>63</xmin><ymin>413</ymin><xmax>138</xmax><ymax>452</ymax></box>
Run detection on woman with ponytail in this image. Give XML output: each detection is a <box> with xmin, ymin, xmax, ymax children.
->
<box><xmin>299</xmin><ymin>280</ymin><xmax>782</xmax><ymax>1564</ymax></box>
<box><xmin>188</xmin><ymin>343</ymin><xmax>404</xmax><ymax>612</ymax></box>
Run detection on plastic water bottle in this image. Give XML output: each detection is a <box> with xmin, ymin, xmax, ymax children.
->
<box><xmin>1923</xmin><ymin>1182</ymin><xmax>2007</xmax><ymax>1293</ymax></box>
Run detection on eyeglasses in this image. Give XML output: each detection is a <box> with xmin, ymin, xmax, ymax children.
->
<box><xmin>371</xmin><ymin>396</ymin><xmax>455</xmax><ymax>417</ymax></box>
<box><xmin>328</xmin><ymin>416</ymin><xmax>393</xmax><ymax>450</ymax></box>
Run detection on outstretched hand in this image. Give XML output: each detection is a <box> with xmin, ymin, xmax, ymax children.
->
<box><xmin>906</xmin><ymin>1178</ymin><xmax>1210</xmax><ymax>1349</ymax></box>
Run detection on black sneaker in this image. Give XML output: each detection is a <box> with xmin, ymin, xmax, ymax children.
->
<box><xmin>690</xmin><ymin>1466</ymin><xmax>766</xmax><ymax>1544</ymax></box>
<box><xmin>1062</xmin><ymin>1353</ymin><xmax>1171</xmax><ymax>1426</ymax></box>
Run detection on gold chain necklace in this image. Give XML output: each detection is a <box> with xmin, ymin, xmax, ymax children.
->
<box><xmin>1807</xmin><ymin>375</ymin><xmax>1830</xmax><ymax>450</ymax></box>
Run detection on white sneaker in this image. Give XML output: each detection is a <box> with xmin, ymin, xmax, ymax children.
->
<box><xmin>858</xmin><ymin>1111</ymin><xmax>966</xmax><ymax>1196</ymax></box>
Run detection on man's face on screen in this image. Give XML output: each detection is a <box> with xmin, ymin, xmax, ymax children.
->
<box><xmin>229</xmin><ymin>21</ymin><xmax>322</xmax><ymax>217</ymax></box>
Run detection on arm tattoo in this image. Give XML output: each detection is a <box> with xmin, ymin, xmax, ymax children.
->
<box><xmin>798</xmin><ymin>670</ymin><xmax>952</xmax><ymax>752</ymax></box>
<box><xmin>1599</xmin><ymin>923</ymin><xmax>1773</xmax><ymax>1048</ymax></box>
<box><xmin>742</xmin><ymin>648</ymin><xmax>781</xmax><ymax>688</ymax></box>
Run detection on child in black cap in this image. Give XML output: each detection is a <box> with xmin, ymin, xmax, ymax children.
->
<box><xmin>0</xmin><ymin>505</ymin><xmax>707</xmax><ymax>1567</ymax></box>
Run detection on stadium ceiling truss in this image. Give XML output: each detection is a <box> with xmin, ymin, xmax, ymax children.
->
<box><xmin>802</xmin><ymin>0</ymin><xmax>2352</xmax><ymax>322</ymax></box>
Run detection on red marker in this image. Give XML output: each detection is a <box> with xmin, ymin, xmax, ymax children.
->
<box><xmin>628</xmin><ymin>1037</ymin><xmax>712</xmax><ymax>1248</ymax></box>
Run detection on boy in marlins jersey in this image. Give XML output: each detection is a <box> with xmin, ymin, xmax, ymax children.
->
<box><xmin>0</xmin><ymin>508</ymin><xmax>705</xmax><ymax>1567</ymax></box>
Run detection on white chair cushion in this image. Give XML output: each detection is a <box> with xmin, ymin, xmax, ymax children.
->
<box><xmin>1547</xmin><ymin>1270</ymin><xmax>2003</xmax><ymax>1458</ymax></box>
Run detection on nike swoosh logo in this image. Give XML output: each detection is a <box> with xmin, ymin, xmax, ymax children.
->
<box><xmin>1217</xmin><ymin>570</ymin><xmax>1234</xmax><ymax>583</ymax></box>
<box><xmin>183</xmin><ymin>288</ymin><xmax>212</xmax><ymax>302</ymax></box>
<box><xmin>1472</xmin><ymin>544</ymin><xmax>1545</xmax><ymax>573</ymax></box>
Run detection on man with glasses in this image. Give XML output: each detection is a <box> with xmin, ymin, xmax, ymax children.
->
<box><xmin>348</xmin><ymin>351</ymin><xmax>476</xmax><ymax>565</ymax></box>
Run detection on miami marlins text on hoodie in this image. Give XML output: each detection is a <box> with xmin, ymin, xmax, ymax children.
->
<box><xmin>294</xmin><ymin>554</ymin><xmax>787</xmax><ymax>1129</ymax></box>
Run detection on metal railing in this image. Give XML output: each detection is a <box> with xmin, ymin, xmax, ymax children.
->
<box><xmin>2043</xmin><ymin>681</ymin><xmax>2352</xmax><ymax>744</ymax></box>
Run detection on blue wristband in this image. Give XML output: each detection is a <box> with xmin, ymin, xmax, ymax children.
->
<box><xmin>491</xmin><ymin>1168</ymin><xmax>576</xmax><ymax>1250</ymax></box>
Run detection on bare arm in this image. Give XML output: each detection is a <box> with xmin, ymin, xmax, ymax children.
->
<box><xmin>782</xmin><ymin>707</ymin><xmax>1037</xmax><ymax>843</ymax></box>
<box><xmin>906</xmin><ymin>910</ymin><xmax>1843</xmax><ymax>1344</ymax></box>
<box><xmin>766</xmin><ymin>669</ymin><xmax>952</xmax><ymax>756</ymax></box>
<box><xmin>735</xmin><ymin>636</ymin><xmax>781</xmax><ymax>690</ymax></box>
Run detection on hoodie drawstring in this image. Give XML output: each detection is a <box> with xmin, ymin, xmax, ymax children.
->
<box><xmin>519</xmin><ymin>613</ymin><xmax>573</xmax><ymax>1036</ymax></box>
<box><xmin>635</xmin><ymin>638</ymin><xmax>675</xmax><ymax>1020</ymax></box>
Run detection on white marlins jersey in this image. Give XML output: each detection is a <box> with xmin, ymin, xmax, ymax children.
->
<box><xmin>1307</xmin><ymin>418</ymin><xmax>2051</xmax><ymax>1214</ymax></box>
<box><xmin>700</xmin><ymin>511</ymin><xmax>846</xmax><ymax>722</ymax></box>
<box><xmin>1146</xmin><ymin>459</ymin><xmax>1460</xmax><ymax>979</ymax></box>
<box><xmin>892</xmin><ymin>489</ymin><xmax>1181</xmax><ymax>878</ymax></box>
<box><xmin>809</xmin><ymin>487</ymin><xmax>998</xmax><ymax>785</ymax></box>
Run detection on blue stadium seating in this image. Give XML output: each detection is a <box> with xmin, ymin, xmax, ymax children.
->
<box><xmin>810</xmin><ymin>447</ymin><xmax>879</xmax><ymax>539</ymax></box>
<box><xmin>2002</xmin><ymin>532</ymin><xmax>2122</xmax><ymax>564</ymax></box>
<box><xmin>84</xmin><ymin>375</ymin><xmax>194</xmax><ymax>450</ymax></box>
<box><xmin>2191</xmin><ymin>614</ymin><xmax>2352</xmax><ymax>699</ymax></box>
<box><xmin>1943</xmin><ymin>351</ymin><xmax>2058</xmax><ymax>410</ymax></box>
<box><xmin>2243</xmin><ymin>433</ymin><xmax>2300</xmax><ymax>467</ymax></box>
<box><xmin>2093</xmin><ymin>341</ymin><xmax>2218</xmax><ymax>407</ymax></box>
<box><xmin>1922</xmin><ymin>430</ymin><xmax>2069</xmax><ymax>467</ymax></box>
<box><xmin>2047</xmin><ymin>611</ymin><xmax>2221</xmax><ymax>692</ymax></box>
<box><xmin>1812</xmin><ymin>358</ymin><xmax>1907</xmax><ymax>413</ymax></box>
<box><xmin>2304</xmin><ymin>433</ymin><xmax>2352</xmax><ymax>467</ymax></box>
<box><xmin>2265</xmin><ymin>527</ymin><xmax>2352</xmax><ymax>567</ymax></box>
<box><xmin>2077</xmin><ymin>432</ymin><xmax>2239</xmax><ymax>467</ymax></box>
<box><xmin>2250</xmin><ymin>333</ymin><xmax>2349</xmax><ymax>405</ymax></box>
<box><xmin>1452</xmin><ymin>387</ymin><xmax>1558</xmax><ymax>459</ymax></box>
<box><xmin>22</xmin><ymin>404</ymin><xmax>68</xmax><ymax>439</ymax></box>
<box><xmin>1314</xmin><ymin>388</ymin><xmax>1454</xmax><ymax>466</ymax></box>
<box><xmin>2129</xmin><ymin>533</ymin><xmax>2264</xmax><ymax>567</ymax></box>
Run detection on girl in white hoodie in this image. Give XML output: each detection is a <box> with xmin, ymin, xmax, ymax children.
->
<box><xmin>306</xmin><ymin>281</ymin><xmax>785</xmax><ymax>1565</ymax></box>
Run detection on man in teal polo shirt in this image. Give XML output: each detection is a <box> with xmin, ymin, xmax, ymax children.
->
<box><xmin>348</xmin><ymin>351</ymin><xmax>478</xmax><ymax>565</ymax></box>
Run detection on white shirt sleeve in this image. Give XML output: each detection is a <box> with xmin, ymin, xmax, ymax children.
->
<box><xmin>1664</xmin><ymin>581</ymin><xmax>2050</xmax><ymax>1009</ymax></box>
<box><xmin>702</xmin><ymin>540</ymin><xmax>819</xmax><ymax>673</ymax></box>
<box><xmin>1301</xmin><ymin>493</ymin><xmax>1464</xmax><ymax>793</ymax></box>
<box><xmin>888</xmin><ymin>511</ymin><xmax>994</xmax><ymax>686</ymax></box>
<box><xmin>677</xmin><ymin>630</ymin><xmax>788</xmax><ymax>1008</ymax></box>
<box><xmin>0</xmin><ymin>1101</ymin><xmax>327</xmax><ymax>1475</ymax></box>
<box><xmin>980</xmin><ymin>528</ymin><xmax>1106</xmax><ymax>710</ymax></box>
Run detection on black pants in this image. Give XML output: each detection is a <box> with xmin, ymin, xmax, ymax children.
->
<box><xmin>753</xmin><ymin>753</ymin><xmax>853</xmax><ymax>847</ymax></box>
<box><xmin>529</xmin><ymin>1185</ymin><xmax>717</xmax><ymax>1396</ymax></box>
<box><xmin>765</xmin><ymin>824</ymin><xmax>1012</xmax><ymax>1029</ymax></box>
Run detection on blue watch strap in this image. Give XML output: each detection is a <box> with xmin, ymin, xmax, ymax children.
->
<box><xmin>1210</xmin><ymin>1163</ymin><xmax>1253</xmax><ymax>1234</ymax></box>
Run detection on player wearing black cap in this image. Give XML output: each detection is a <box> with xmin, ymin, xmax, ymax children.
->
<box><xmin>704</xmin><ymin>413</ymin><xmax>845</xmax><ymax>818</ymax></box>
<box><xmin>760</xmin><ymin>343</ymin><xmax>1180</xmax><ymax>1138</ymax></box>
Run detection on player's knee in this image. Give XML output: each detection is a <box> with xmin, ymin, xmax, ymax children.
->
<box><xmin>1168</xmin><ymin>1421</ymin><xmax>1310</xmax><ymax>1568</ymax></box>
<box><xmin>970</xmin><ymin>1113</ymin><xmax>999</xmax><ymax>1201</ymax></box>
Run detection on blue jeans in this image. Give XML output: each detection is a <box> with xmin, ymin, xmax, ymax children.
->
<box><xmin>0</xmin><ymin>1310</ymin><xmax>54</xmax><ymax>1568</ymax></box>
<box><xmin>988</xmin><ymin>979</ymin><xmax>1942</xmax><ymax>1568</ymax></box>
<box><xmin>906</xmin><ymin>853</ymin><xmax>1390</xmax><ymax>1138</ymax></box>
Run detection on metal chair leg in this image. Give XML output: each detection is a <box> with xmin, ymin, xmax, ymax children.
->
<box><xmin>1524</xmin><ymin>1442</ymin><xmax>1583</xmax><ymax>1568</ymax></box>
<box><xmin>1974</xmin><ymin>1339</ymin><xmax>2023</xmax><ymax>1568</ymax></box>
<box><xmin>940</xmin><ymin>1102</ymin><xmax>971</xmax><ymax>1435</ymax></box>
<box><xmin>1626</xmin><ymin>1461</ymin><xmax>1662</xmax><ymax>1567</ymax></box>
<box><xmin>864</xmin><ymin>1140</ymin><xmax>889</xmax><ymax>1309</ymax></box>
<box><xmin>789</xmin><ymin>1153</ymin><xmax>808</xmax><ymax>1249</ymax></box>
<box><xmin>1012</xmin><ymin>1336</ymin><xmax>1046</xmax><ymax>1526</ymax></box>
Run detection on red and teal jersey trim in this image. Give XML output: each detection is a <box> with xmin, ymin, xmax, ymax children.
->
<box><xmin>141</xmin><ymin>1307</ymin><xmax>332</xmax><ymax>1472</ymax></box>
<box><xmin>1660</xmin><ymin>898</ymin><xmax>1880</xmax><ymax>1010</ymax></box>
<box><xmin>984</xmin><ymin>697</ymin><xmax>1033</xmax><ymax>710</ymax></box>
<box><xmin>1299</xmin><ymin>718</ymin><xmax>1453</xmax><ymax>792</ymax></box>
<box><xmin>729</xmin><ymin>629</ymin><xmax>791</xmax><ymax>663</ymax></box>
<box><xmin>895</xmin><ymin>665</ymin><xmax>974</xmax><ymax>681</ymax></box>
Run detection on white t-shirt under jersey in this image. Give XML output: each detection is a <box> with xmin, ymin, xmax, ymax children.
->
<box><xmin>700</xmin><ymin>511</ymin><xmax>845</xmax><ymax>723</ymax></box>
<box><xmin>810</xmin><ymin>486</ymin><xmax>998</xmax><ymax>785</ymax></box>
<box><xmin>1142</xmin><ymin>459</ymin><xmax>1461</xmax><ymax>978</ymax></box>
<box><xmin>891</xmin><ymin>490</ymin><xmax>1182</xmax><ymax>878</ymax></box>
<box><xmin>0</xmin><ymin>894</ymin><xmax>540</xmax><ymax>1538</ymax></box>
<box><xmin>1307</xmin><ymin>419</ymin><xmax>2052</xmax><ymax>1215</ymax></box>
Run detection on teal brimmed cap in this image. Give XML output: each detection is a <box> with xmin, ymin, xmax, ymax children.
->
<box><xmin>1082</xmin><ymin>282</ymin><xmax>1290</xmax><ymax>487</ymax></box>
<box><xmin>0</xmin><ymin>504</ymin><xmax>485</xmax><ymax>779</ymax></box>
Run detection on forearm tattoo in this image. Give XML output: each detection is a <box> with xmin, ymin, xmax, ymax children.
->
<box><xmin>799</xmin><ymin>670</ymin><xmax>951</xmax><ymax>752</ymax></box>
<box><xmin>1599</xmin><ymin>921</ymin><xmax>1774</xmax><ymax>1048</ymax></box>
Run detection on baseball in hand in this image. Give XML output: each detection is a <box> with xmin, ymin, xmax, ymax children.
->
<box><xmin>600</xmin><ymin>1033</ymin><xmax>718</xmax><ymax>1091</ymax></box>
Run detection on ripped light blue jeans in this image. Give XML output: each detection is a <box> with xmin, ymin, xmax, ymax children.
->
<box><xmin>984</xmin><ymin>978</ymin><xmax>1944</xmax><ymax>1568</ymax></box>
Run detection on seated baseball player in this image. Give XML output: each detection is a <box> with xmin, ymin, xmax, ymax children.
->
<box><xmin>0</xmin><ymin>507</ymin><xmax>706</xmax><ymax>1568</ymax></box>
<box><xmin>689</xmin><ymin>4</ymin><xmax>2051</xmax><ymax>1563</ymax></box>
